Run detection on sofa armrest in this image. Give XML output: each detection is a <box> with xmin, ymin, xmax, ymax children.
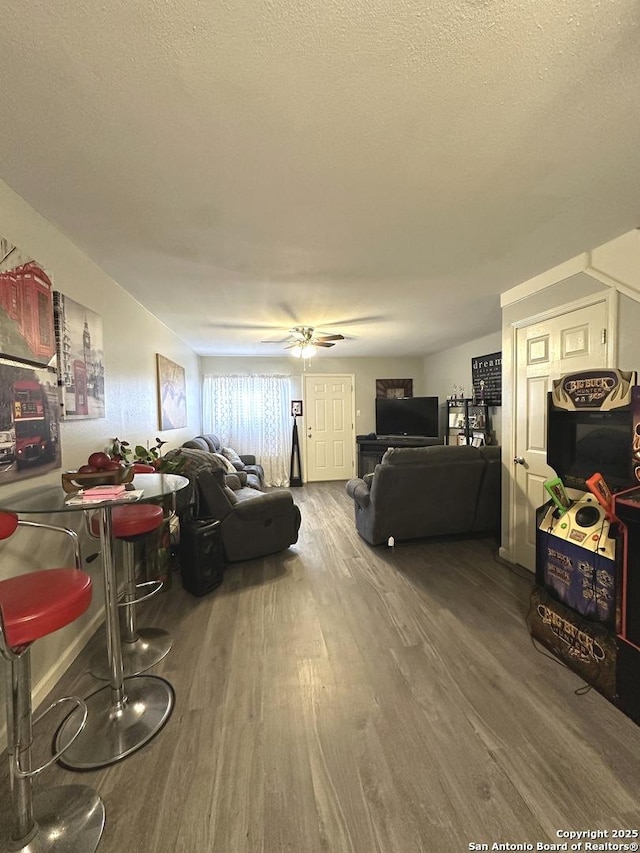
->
<box><xmin>346</xmin><ymin>478</ymin><xmax>371</xmax><ymax>508</ymax></box>
<box><xmin>231</xmin><ymin>490</ymin><xmax>294</xmax><ymax>521</ymax></box>
<box><xmin>239</xmin><ymin>454</ymin><xmax>256</xmax><ymax>466</ymax></box>
<box><xmin>224</xmin><ymin>472</ymin><xmax>246</xmax><ymax>490</ymax></box>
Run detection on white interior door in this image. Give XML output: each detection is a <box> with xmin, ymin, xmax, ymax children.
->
<box><xmin>513</xmin><ymin>300</ymin><xmax>609</xmax><ymax>570</ymax></box>
<box><xmin>303</xmin><ymin>374</ymin><xmax>355</xmax><ymax>482</ymax></box>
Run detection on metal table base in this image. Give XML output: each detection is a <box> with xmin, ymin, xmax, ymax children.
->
<box><xmin>56</xmin><ymin>676</ymin><xmax>174</xmax><ymax>770</ymax></box>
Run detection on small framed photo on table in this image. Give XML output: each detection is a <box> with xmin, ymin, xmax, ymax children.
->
<box><xmin>291</xmin><ymin>400</ymin><xmax>303</xmax><ymax>417</ymax></box>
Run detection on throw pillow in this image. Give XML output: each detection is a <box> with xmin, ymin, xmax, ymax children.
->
<box><xmin>212</xmin><ymin>452</ymin><xmax>237</xmax><ymax>475</ymax></box>
<box><xmin>221</xmin><ymin>446</ymin><xmax>244</xmax><ymax>471</ymax></box>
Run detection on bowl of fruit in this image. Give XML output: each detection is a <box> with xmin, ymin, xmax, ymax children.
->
<box><xmin>61</xmin><ymin>452</ymin><xmax>135</xmax><ymax>494</ymax></box>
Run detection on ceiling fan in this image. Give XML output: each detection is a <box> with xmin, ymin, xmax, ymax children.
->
<box><xmin>262</xmin><ymin>326</ymin><xmax>344</xmax><ymax>358</ymax></box>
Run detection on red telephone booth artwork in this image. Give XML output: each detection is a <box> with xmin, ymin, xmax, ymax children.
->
<box><xmin>72</xmin><ymin>360</ymin><xmax>89</xmax><ymax>415</ymax></box>
<box><xmin>0</xmin><ymin>255</ymin><xmax>55</xmax><ymax>366</ymax></box>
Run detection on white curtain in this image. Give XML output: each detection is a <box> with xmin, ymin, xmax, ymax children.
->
<box><xmin>202</xmin><ymin>374</ymin><xmax>293</xmax><ymax>487</ymax></box>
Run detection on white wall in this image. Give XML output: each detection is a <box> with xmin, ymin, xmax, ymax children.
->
<box><xmin>200</xmin><ymin>354</ymin><xmax>427</xmax><ymax>437</ymax></box>
<box><xmin>0</xmin><ymin>178</ymin><xmax>201</xmax><ymax>730</ymax></box>
<box><xmin>423</xmin><ymin>331</ymin><xmax>503</xmax><ymax>445</ymax></box>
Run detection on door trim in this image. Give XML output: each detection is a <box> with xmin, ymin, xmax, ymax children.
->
<box><xmin>302</xmin><ymin>373</ymin><xmax>356</xmax><ymax>482</ymax></box>
<box><xmin>500</xmin><ymin>288</ymin><xmax>618</xmax><ymax>566</ymax></box>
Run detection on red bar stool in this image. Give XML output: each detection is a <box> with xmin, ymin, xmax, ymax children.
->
<box><xmin>0</xmin><ymin>511</ymin><xmax>105</xmax><ymax>853</ymax></box>
<box><xmin>89</xmin><ymin>497</ymin><xmax>170</xmax><ymax>677</ymax></box>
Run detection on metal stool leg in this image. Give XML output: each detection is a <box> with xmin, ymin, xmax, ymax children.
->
<box><xmin>90</xmin><ymin>536</ymin><xmax>172</xmax><ymax>679</ymax></box>
<box><xmin>55</xmin><ymin>504</ymin><xmax>174</xmax><ymax>769</ymax></box>
<box><xmin>4</xmin><ymin>650</ymin><xmax>105</xmax><ymax>852</ymax></box>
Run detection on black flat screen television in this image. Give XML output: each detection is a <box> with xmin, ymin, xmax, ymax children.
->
<box><xmin>375</xmin><ymin>396</ymin><xmax>439</xmax><ymax>438</ymax></box>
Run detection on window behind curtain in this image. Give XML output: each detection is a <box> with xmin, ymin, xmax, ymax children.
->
<box><xmin>202</xmin><ymin>374</ymin><xmax>293</xmax><ymax>487</ymax></box>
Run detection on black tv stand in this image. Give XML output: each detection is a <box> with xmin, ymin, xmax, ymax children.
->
<box><xmin>376</xmin><ymin>434</ymin><xmax>430</xmax><ymax>443</ymax></box>
<box><xmin>356</xmin><ymin>435</ymin><xmax>442</xmax><ymax>478</ymax></box>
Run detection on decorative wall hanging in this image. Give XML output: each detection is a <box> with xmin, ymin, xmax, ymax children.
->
<box><xmin>471</xmin><ymin>352</ymin><xmax>502</xmax><ymax>406</ymax></box>
<box><xmin>53</xmin><ymin>292</ymin><xmax>105</xmax><ymax>419</ymax></box>
<box><xmin>376</xmin><ymin>378</ymin><xmax>413</xmax><ymax>399</ymax></box>
<box><xmin>0</xmin><ymin>357</ymin><xmax>61</xmax><ymax>483</ymax></box>
<box><xmin>156</xmin><ymin>354</ymin><xmax>187</xmax><ymax>430</ymax></box>
<box><xmin>0</xmin><ymin>237</ymin><xmax>56</xmax><ymax>367</ymax></box>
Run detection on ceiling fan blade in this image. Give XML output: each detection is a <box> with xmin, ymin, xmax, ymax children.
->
<box><xmin>315</xmin><ymin>334</ymin><xmax>344</xmax><ymax>342</ymax></box>
<box><xmin>314</xmin><ymin>341</ymin><xmax>335</xmax><ymax>347</ymax></box>
<box><xmin>261</xmin><ymin>338</ymin><xmax>291</xmax><ymax>343</ymax></box>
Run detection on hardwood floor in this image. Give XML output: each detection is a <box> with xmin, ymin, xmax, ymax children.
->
<box><xmin>2</xmin><ymin>481</ymin><xmax>640</xmax><ymax>851</ymax></box>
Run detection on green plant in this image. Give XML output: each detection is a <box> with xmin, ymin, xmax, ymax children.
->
<box><xmin>107</xmin><ymin>436</ymin><xmax>184</xmax><ymax>473</ymax></box>
<box><xmin>108</xmin><ymin>437</ymin><xmax>132</xmax><ymax>462</ymax></box>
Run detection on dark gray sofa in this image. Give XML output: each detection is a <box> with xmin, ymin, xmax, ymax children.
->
<box><xmin>345</xmin><ymin>444</ymin><xmax>501</xmax><ymax>546</ymax></box>
<box><xmin>163</xmin><ymin>441</ymin><xmax>300</xmax><ymax>562</ymax></box>
<box><xmin>182</xmin><ymin>434</ymin><xmax>265</xmax><ymax>489</ymax></box>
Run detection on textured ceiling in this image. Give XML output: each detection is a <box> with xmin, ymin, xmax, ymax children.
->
<box><xmin>1</xmin><ymin>0</ymin><xmax>639</xmax><ymax>357</ymax></box>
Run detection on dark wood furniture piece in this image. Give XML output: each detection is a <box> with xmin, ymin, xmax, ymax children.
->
<box><xmin>356</xmin><ymin>435</ymin><xmax>442</xmax><ymax>478</ymax></box>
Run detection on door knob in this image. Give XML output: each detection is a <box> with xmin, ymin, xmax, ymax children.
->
<box><xmin>513</xmin><ymin>456</ymin><xmax>526</xmax><ymax>465</ymax></box>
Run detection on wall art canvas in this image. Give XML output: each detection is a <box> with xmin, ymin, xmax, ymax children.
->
<box><xmin>0</xmin><ymin>357</ymin><xmax>61</xmax><ymax>484</ymax></box>
<box><xmin>376</xmin><ymin>378</ymin><xmax>413</xmax><ymax>398</ymax></box>
<box><xmin>0</xmin><ymin>237</ymin><xmax>56</xmax><ymax>367</ymax></box>
<box><xmin>471</xmin><ymin>352</ymin><xmax>502</xmax><ymax>406</ymax></box>
<box><xmin>53</xmin><ymin>292</ymin><xmax>105</xmax><ymax>419</ymax></box>
<box><xmin>156</xmin><ymin>354</ymin><xmax>187</xmax><ymax>430</ymax></box>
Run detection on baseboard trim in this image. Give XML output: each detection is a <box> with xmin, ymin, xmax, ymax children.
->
<box><xmin>499</xmin><ymin>545</ymin><xmax>513</xmax><ymax>564</ymax></box>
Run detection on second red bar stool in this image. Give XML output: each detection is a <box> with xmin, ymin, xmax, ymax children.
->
<box><xmin>90</xmin><ymin>464</ymin><xmax>172</xmax><ymax>679</ymax></box>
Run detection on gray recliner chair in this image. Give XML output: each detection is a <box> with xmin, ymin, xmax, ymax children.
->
<box><xmin>196</xmin><ymin>469</ymin><xmax>301</xmax><ymax>562</ymax></box>
<box><xmin>346</xmin><ymin>444</ymin><xmax>501</xmax><ymax>545</ymax></box>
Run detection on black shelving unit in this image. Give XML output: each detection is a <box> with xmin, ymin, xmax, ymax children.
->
<box><xmin>445</xmin><ymin>398</ymin><xmax>491</xmax><ymax>446</ymax></box>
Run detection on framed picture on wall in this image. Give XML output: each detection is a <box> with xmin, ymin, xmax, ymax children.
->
<box><xmin>376</xmin><ymin>378</ymin><xmax>413</xmax><ymax>398</ymax></box>
<box><xmin>0</xmin><ymin>357</ymin><xmax>61</xmax><ymax>483</ymax></box>
<box><xmin>471</xmin><ymin>352</ymin><xmax>502</xmax><ymax>405</ymax></box>
<box><xmin>0</xmin><ymin>236</ymin><xmax>56</xmax><ymax>366</ymax></box>
<box><xmin>53</xmin><ymin>292</ymin><xmax>105</xmax><ymax>419</ymax></box>
<box><xmin>156</xmin><ymin>354</ymin><xmax>187</xmax><ymax>430</ymax></box>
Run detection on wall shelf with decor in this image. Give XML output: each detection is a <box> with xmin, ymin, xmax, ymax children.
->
<box><xmin>445</xmin><ymin>399</ymin><xmax>492</xmax><ymax>447</ymax></box>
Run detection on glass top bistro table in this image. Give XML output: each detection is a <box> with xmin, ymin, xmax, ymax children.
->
<box><xmin>0</xmin><ymin>473</ymin><xmax>190</xmax><ymax>769</ymax></box>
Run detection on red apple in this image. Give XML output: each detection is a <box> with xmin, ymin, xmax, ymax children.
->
<box><xmin>78</xmin><ymin>464</ymin><xmax>97</xmax><ymax>474</ymax></box>
<box><xmin>103</xmin><ymin>459</ymin><xmax>122</xmax><ymax>471</ymax></box>
<box><xmin>88</xmin><ymin>451</ymin><xmax>111</xmax><ymax>470</ymax></box>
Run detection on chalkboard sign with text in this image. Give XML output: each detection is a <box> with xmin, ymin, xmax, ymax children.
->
<box><xmin>472</xmin><ymin>351</ymin><xmax>502</xmax><ymax>406</ymax></box>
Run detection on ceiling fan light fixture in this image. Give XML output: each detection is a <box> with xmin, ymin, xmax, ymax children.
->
<box><xmin>268</xmin><ymin>325</ymin><xmax>344</xmax><ymax>355</ymax></box>
<box><xmin>291</xmin><ymin>341</ymin><xmax>316</xmax><ymax>359</ymax></box>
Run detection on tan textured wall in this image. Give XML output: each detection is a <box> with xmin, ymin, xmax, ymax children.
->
<box><xmin>200</xmin><ymin>355</ymin><xmax>427</xmax><ymax>437</ymax></box>
<box><xmin>0</xmin><ymin>179</ymin><xmax>201</xmax><ymax>734</ymax></box>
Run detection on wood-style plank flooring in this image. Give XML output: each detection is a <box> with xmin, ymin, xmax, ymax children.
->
<box><xmin>1</xmin><ymin>481</ymin><xmax>640</xmax><ymax>851</ymax></box>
